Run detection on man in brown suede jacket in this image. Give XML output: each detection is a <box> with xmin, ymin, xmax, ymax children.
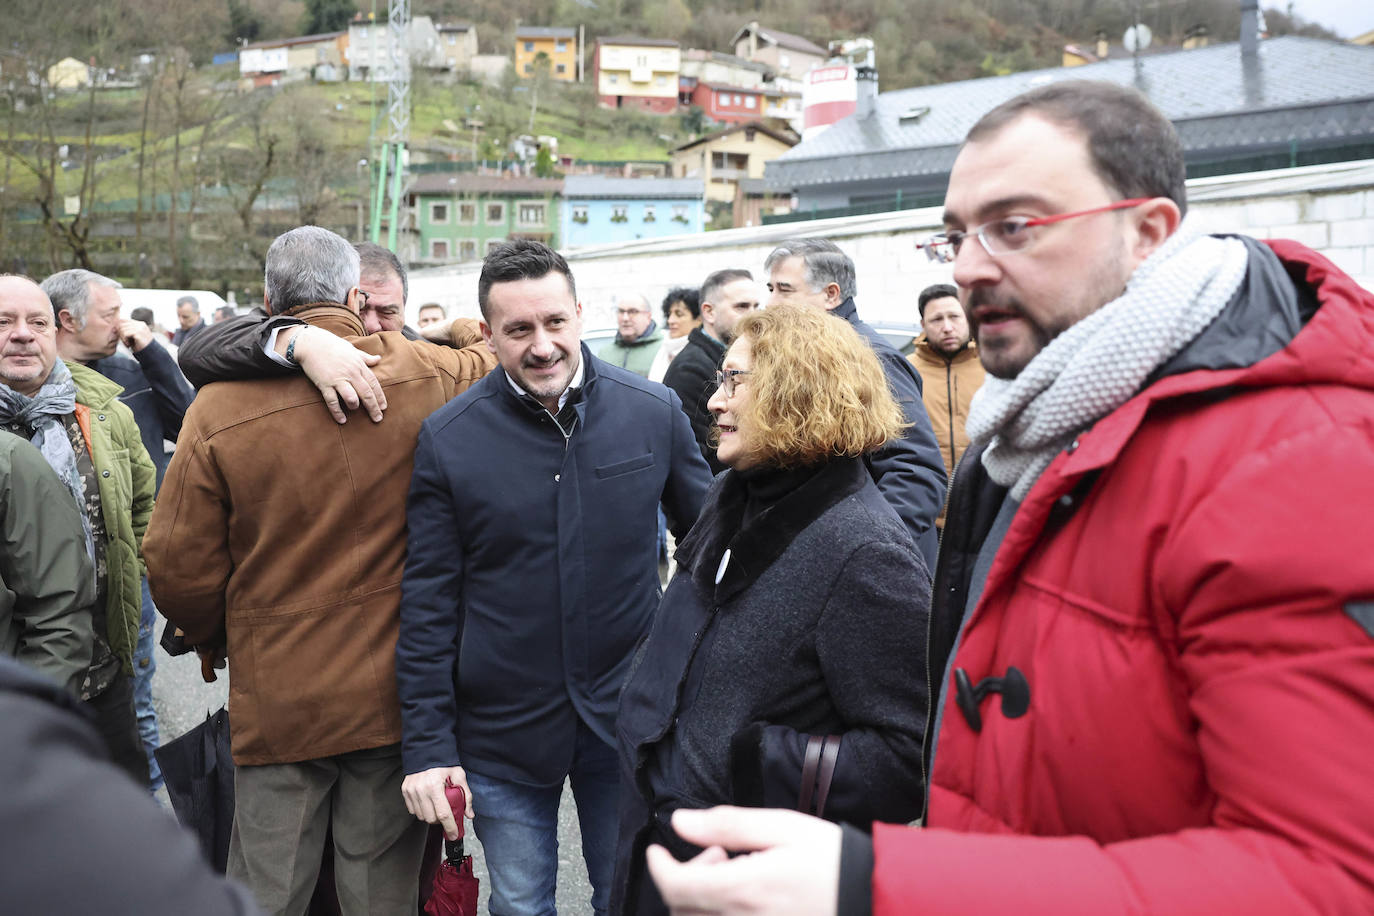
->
<box><xmin>143</xmin><ymin>226</ymin><xmax>495</xmax><ymax>915</ymax></box>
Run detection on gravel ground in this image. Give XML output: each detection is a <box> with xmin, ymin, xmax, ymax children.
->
<box><xmin>151</xmin><ymin>628</ymin><xmax>596</xmax><ymax>914</ymax></box>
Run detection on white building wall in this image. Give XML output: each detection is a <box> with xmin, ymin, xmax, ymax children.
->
<box><xmin>408</xmin><ymin>159</ymin><xmax>1374</xmax><ymax>329</ymax></box>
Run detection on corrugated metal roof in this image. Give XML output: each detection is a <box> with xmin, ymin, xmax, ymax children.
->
<box><xmin>408</xmin><ymin>174</ymin><xmax>564</xmax><ymax>195</ymax></box>
<box><xmin>597</xmin><ymin>36</ymin><xmax>681</xmax><ymax>48</ymax></box>
<box><xmin>769</xmin><ymin>37</ymin><xmax>1374</xmax><ymax>189</ymax></box>
<box><xmin>563</xmin><ymin>176</ymin><xmax>704</xmax><ymax>199</ymax></box>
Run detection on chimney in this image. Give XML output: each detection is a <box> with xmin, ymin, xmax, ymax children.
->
<box><xmin>1240</xmin><ymin>0</ymin><xmax>1259</xmax><ymax>56</ymax></box>
<box><xmin>1095</xmin><ymin>30</ymin><xmax>1108</xmax><ymax>60</ymax></box>
<box><xmin>854</xmin><ymin>41</ymin><xmax>878</xmax><ymax>120</ymax></box>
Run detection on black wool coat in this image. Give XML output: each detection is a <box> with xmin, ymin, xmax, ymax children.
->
<box><xmin>611</xmin><ymin>456</ymin><xmax>932</xmax><ymax>915</ymax></box>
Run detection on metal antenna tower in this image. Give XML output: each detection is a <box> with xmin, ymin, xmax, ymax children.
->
<box><xmin>369</xmin><ymin>0</ymin><xmax>410</xmax><ymax>249</ymax></box>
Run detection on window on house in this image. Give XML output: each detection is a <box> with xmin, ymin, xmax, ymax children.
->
<box><xmin>673</xmin><ymin>204</ymin><xmax>688</xmax><ymax>221</ymax></box>
<box><xmin>745</xmin><ymin>127</ymin><xmax>757</xmax><ymax>142</ymax></box>
<box><xmin>458</xmin><ymin>202</ymin><xmax>477</xmax><ymax>224</ymax></box>
<box><xmin>518</xmin><ymin>202</ymin><xmax>546</xmax><ymax>225</ymax></box>
<box><xmin>486</xmin><ymin>238</ymin><xmax>506</xmax><ymax>254</ymax></box>
<box><xmin>643</xmin><ymin>204</ymin><xmax>656</xmax><ymax>222</ymax></box>
<box><xmin>780</xmin><ymin>53</ymin><xmax>791</xmax><ymax>69</ymax></box>
<box><xmin>431</xmin><ymin>239</ymin><xmax>450</xmax><ymax>259</ymax></box>
<box><xmin>655</xmin><ymin>75</ymin><xmax>666</xmax><ymax>86</ymax></box>
<box><xmin>746</xmin><ymin>95</ymin><xmax>756</xmax><ymax>109</ymax></box>
<box><xmin>556</xmin><ymin>63</ymin><xmax>566</xmax><ymax>74</ymax></box>
<box><xmin>524</xmin><ymin>41</ymin><xmax>534</xmax><ymax>52</ymax></box>
<box><xmin>556</xmin><ymin>40</ymin><xmax>567</xmax><ymax>52</ymax></box>
<box><xmin>357</xmin><ymin>26</ymin><xmax>368</xmax><ymax>39</ymax></box>
<box><xmin>524</xmin><ymin>62</ymin><xmax>533</xmax><ymax>74</ymax></box>
<box><xmin>486</xmin><ymin>201</ymin><xmax>506</xmax><ymax>223</ymax></box>
<box><xmin>608</xmin><ymin>73</ymin><xmax>618</xmax><ymax>84</ymax></box>
<box><xmin>572</xmin><ymin>205</ymin><xmax>588</xmax><ymax>221</ymax></box>
<box><xmin>459</xmin><ymin>239</ymin><xmax>478</xmax><ymax>261</ymax></box>
<box><xmin>430</xmin><ymin>202</ymin><xmax>449</xmax><ymax>223</ymax></box>
<box><xmin>612</xmin><ymin>205</ymin><xmax>628</xmax><ymax>220</ymax></box>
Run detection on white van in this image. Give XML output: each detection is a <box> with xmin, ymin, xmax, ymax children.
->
<box><xmin>116</xmin><ymin>289</ymin><xmax>230</xmax><ymax>337</ymax></box>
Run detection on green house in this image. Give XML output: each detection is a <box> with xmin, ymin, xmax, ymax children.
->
<box><xmin>406</xmin><ymin>173</ymin><xmax>564</xmax><ymax>265</ymax></box>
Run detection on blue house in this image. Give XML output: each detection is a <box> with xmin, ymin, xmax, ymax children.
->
<box><xmin>561</xmin><ymin>176</ymin><xmax>705</xmax><ymax>248</ymax></box>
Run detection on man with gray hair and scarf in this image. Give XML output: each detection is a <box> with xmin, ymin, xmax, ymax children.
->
<box><xmin>0</xmin><ymin>274</ymin><xmax>155</xmax><ymax>786</ymax></box>
<box><xmin>763</xmin><ymin>238</ymin><xmax>947</xmax><ymax>568</ymax></box>
<box><xmin>645</xmin><ymin>79</ymin><xmax>1374</xmax><ymax>914</ymax></box>
<box><xmin>143</xmin><ymin>226</ymin><xmax>495</xmax><ymax>914</ymax></box>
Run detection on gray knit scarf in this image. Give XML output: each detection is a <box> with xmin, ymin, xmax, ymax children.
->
<box><xmin>965</xmin><ymin>219</ymin><xmax>1250</xmax><ymax>501</ymax></box>
<box><xmin>0</xmin><ymin>360</ymin><xmax>97</xmax><ymax>563</ymax></box>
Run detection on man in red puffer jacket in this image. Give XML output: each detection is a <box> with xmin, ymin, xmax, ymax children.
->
<box><xmin>641</xmin><ymin>79</ymin><xmax>1374</xmax><ymax>916</ymax></box>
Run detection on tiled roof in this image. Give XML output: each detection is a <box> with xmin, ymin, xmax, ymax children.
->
<box><xmin>769</xmin><ymin>37</ymin><xmax>1374</xmax><ymax>189</ymax></box>
<box><xmin>408</xmin><ymin>174</ymin><xmax>564</xmax><ymax>195</ymax></box>
<box><xmin>672</xmin><ymin>121</ymin><xmax>798</xmax><ymax>153</ymax></box>
<box><xmin>736</xmin><ymin>24</ymin><xmax>825</xmax><ymax>57</ymax></box>
<box><xmin>563</xmin><ymin>176</ymin><xmax>704</xmax><ymax>199</ymax></box>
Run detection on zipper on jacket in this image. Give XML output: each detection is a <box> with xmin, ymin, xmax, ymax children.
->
<box><xmin>945</xmin><ymin>366</ymin><xmax>957</xmax><ymax>470</ymax></box>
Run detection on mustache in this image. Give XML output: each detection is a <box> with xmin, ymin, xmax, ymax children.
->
<box><xmin>524</xmin><ymin>352</ymin><xmax>563</xmax><ymax>369</ymax></box>
<box><xmin>964</xmin><ymin>290</ymin><xmax>1025</xmax><ymax>329</ymax></box>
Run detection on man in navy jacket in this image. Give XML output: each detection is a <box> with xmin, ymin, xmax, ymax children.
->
<box><xmin>397</xmin><ymin>240</ymin><xmax>712</xmax><ymax>916</ymax></box>
<box><xmin>764</xmin><ymin>239</ymin><xmax>948</xmax><ymax>568</ymax></box>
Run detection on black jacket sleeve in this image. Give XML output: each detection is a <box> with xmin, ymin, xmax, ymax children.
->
<box><xmin>177</xmin><ymin>309</ymin><xmax>303</xmax><ymax>389</ymax></box>
<box><xmin>131</xmin><ymin>340</ymin><xmax>195</xmax><ymax>441</ymax></box>
<box><xmin>865</xmin><ymin>341</ymin><xmax>948</xmax><ymax>571</ymax></box>
<box><xmin>0</xmin><ymin>659</ymin><xmax>262</xmax><ymax>914</ymax></box>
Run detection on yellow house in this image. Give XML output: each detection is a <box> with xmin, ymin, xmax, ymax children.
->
<box><xmin>595</xmin><ymin>36</ymin><xmax>680</xmax><ymax>114</ymax></box>
<box><xmin>515</xmin><ymin>27</ymin><xmax>578</xmax><ymax>82</ymax></box>
<box><xmin>47</xmin><ymin>57</ymin><xmax>92</xmax><ymax>91</ymax></box>
<box><xmin>670</xmin><ymin>121</ymin><xmax>796</xmax><ymax>204</ymax></box>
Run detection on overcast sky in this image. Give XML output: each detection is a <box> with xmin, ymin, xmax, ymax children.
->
<box><xmin>1285</xmin><ymin>0</ymin><xmax>1369</xmax><ymax>38</ymax></box>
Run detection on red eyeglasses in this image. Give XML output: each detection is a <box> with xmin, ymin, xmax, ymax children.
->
<box><xmin>919</xmin><ymin>198</ymin><xmax>1153</xmax><ymax>263</ymax></box>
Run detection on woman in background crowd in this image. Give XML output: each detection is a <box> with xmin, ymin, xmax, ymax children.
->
<box><xmin>648</xmin><ymin>287</ymin><xmax>702</xmax><ymax>382</ymax></box>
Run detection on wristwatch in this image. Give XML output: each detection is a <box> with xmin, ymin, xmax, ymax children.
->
<box><xmin>284</xmin><ymin>328</ymin><xmax>303</xmax><ymax>367</ymax></box>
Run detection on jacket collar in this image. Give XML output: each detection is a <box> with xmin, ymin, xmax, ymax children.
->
<box><xmin>617</xmin><ymin>321</ymin><xmax>663</xmax><ymax>347</ymax></box>
<box><xmin>832</xmin><ymin>297</ymin><xmax>859</xmax><ymax>322</ymax></box>
<box><xmin>496</xmin><ymin>342</ymin><xmax>599</xmax><ymax>419</ymax></box>
<box><xmin>687</xmin><ymin>326</ymin><xmax>726</xmax><ymax>359</ymax></box>
<box><xmin>277</xmin><ymin>303</ymin><xmax>365</xmax><ymax>338</ymax></box>
<box><xmin>914</xmin><ymin>336</ymin><xmax>979</xmax><ymax>367</ymax></box>
<box><xmin>1059</xmin><ymin>238</ymin><xmax>1373</xmax><ymax>481</ymax></box>
<box><xmin>676</xmin><ymin>456</ymin><xmax>869</xmax><ymax>605</ymax></box>
<box><xmin>65</xmin><ymin>359</ymin><xmax>122</xmax><ymax>408</ymax></box>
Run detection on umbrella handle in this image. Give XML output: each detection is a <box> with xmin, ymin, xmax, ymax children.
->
<box><xmin>442</xmin><ymin>782</ymin><xmax>467</xmax><ymax>865</ymax></box>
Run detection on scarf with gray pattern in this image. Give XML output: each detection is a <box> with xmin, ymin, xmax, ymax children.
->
<box><xmin>0</xmin><ymin>360</ymin><xmax>97</xmax><ymax>563</ymax></box>
<box><xmin>965</xmin><ymin>219</ymin><xmax>1250</xmax><ymax>501</ymax></box>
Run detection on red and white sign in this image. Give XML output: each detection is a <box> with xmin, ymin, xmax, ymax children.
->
<box><xmin>802</xmin><ymin>64</ymin><xmax>857</xmax><ymax>138</ymax></box>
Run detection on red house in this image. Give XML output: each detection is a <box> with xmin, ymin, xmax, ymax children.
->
<box><xmin>686</xmin><ymin>82</ymin><xmax>766</xmax><ymax>124</ymax></box>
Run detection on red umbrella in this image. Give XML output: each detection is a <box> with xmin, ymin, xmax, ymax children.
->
<box><xmin>424</xmin><ymin>783</ymin><xmax>480</xmax><ymax>916</ymax></box>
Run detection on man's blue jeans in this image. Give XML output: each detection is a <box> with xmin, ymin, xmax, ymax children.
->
<box><xmin>465</xmin><ymin>720</ymin><xmax>619</xmax><ymax>916</ymax></box>
<box><xmin>134</xmin><ymin>577</ymin><xmax>162</xmax><ymax>791</ymax></box>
